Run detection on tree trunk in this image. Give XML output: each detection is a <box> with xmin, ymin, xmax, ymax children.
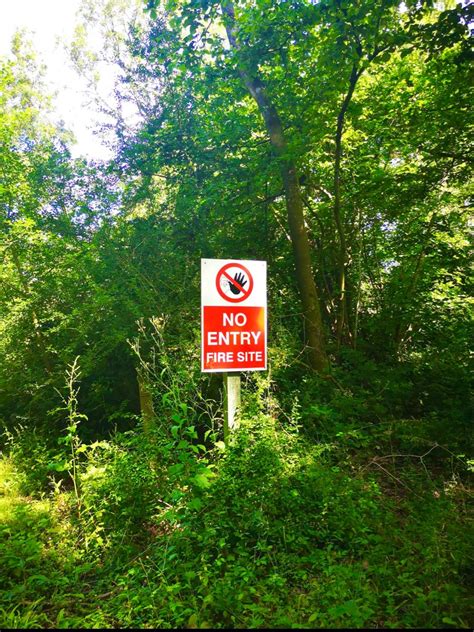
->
<box><xmin>393</xmin><ymin>213</ymin><xmax>437</xmax><ymax>351</ymax></box>
<box><xmin>333</xmin><ymin>63</ymin><xmax>360</xmax><ymax>348</ymax></box>
<box><xmin>221</xmin><ymin>0</ymin><xmax>328</xmax><ymax>372</ymax></box>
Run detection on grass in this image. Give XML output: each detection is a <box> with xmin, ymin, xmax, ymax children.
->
<box><xmin>0</xmin><ymin>417</ymin><xmax>472</xmax><ymax>629</ymax></box>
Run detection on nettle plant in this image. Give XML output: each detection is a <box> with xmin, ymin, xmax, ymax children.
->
<box><xmin>49</xmin><ymin>359</ymin><xmax>110</xmax><ymax>520</ymax></box>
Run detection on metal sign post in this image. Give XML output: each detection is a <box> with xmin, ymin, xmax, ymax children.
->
<box><xmin>201</xmin><ymin>258</ymin><xmax>267</xmax><ymax>445</ymax></box>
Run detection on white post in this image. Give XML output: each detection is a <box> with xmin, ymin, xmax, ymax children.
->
<box><xmin>223</xmin><ymin>372</ymin><xmax>241</xmax><ymax>444</ymax></box>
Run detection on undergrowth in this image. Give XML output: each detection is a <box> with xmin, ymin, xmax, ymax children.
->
<box><xmin>0</xmin><ymin>352</ymin><xmax>472</xmax><ymax>629</ymax></box>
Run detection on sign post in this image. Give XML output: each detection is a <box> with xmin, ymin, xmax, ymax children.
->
<box><xmin>223</xmin><ymin>372</ymin><xmax>241</xmax><ymax>440</ymax></box>
<box><xmin>201</xmin><ymin>259</ymin><xmax>267</xmax><ymax>443</ymax></box>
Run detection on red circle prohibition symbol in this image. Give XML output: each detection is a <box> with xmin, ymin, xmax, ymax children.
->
<box><xmin>216</xmin><ymin>263</ymin><xmax>254</xmax><ymax>303</ymax></box>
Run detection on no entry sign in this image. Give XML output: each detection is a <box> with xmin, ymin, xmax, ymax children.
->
<box><xmin>201</xmin><ymin>259</ymin><xmax>267</xmax><ymax>372</ymax></box>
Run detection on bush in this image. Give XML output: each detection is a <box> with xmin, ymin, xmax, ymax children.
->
<box><xmin>2</xmin><ymin>426</ymin><xmax>60</xmax><ymax>496</ymax></box>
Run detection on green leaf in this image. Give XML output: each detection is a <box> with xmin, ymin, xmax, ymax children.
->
<box><xmin>188</xmin><ymin>497</ymin><xmax>203</xmax><ymax>511</ymax></box>
<box><xmin>442</xmin><ymin>617</ymin><xmax>458</xmax><ymax>626</ymax></box>
<box><xmin>171</xmin><ymin>425</ymin><xmax>180</xmax><ymax>439</ymax></box>
<box><xmin>192</xmin><ymin>472</ymin><xmax>212</xmax><ymax>489</ymax></box>
<box><xmin>47</xmin><ymin>460</ymin><xmax>70</xmax><ymax>472</ymax></box>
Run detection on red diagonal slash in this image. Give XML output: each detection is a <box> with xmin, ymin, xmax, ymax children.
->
<box><xmin>222</xmin><ymin>270</ymin><xmax>248</xmax><ymax>296</ymax></box>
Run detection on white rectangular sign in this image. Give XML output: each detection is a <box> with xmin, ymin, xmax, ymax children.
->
<box><xmin>201</xmin><ymin>258</ymin><xmax>267</xmax><ymax>373</ymax></box>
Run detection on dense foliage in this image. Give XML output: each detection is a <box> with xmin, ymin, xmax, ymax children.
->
<box><xmin>0</xmin><ymin>0</ymin><xmax>472</xmax><ymax>628</ymax></box>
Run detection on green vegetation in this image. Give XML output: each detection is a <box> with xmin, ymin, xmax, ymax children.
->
<box><xmin>0</xmin><ymin>0</ymin><xmax>472</xmax><ymax>628</ymax></box>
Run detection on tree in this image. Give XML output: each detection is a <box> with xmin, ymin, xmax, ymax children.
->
<box><xmin>219</xmin><ymin>0</ymin><xmax>328</xmax><ymax>372</ymax></box>
<box><xmin>137</xmin><ymin>0</ymin><xmax>329</xmax><ymax>371</ymax></box>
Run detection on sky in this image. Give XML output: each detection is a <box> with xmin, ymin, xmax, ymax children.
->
<box><xmin>0</xmin><ymin>0</ymin><xmax>113</xmax><ymax>160</ymax></box>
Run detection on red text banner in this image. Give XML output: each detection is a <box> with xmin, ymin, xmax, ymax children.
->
<box><xmin>202</xmin><ymin>306</ymin><xmax>266</xmax><ymax>371</ymax></box>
